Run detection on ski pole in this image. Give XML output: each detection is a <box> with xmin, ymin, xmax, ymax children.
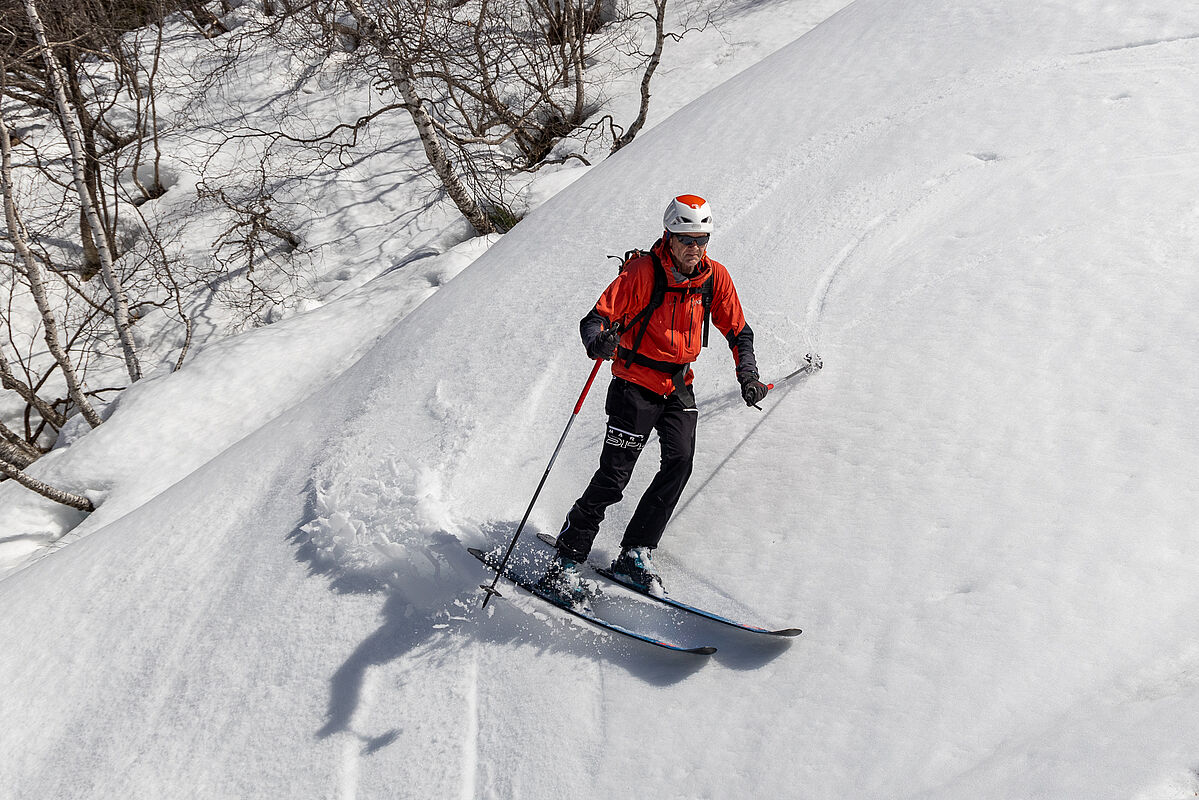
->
<box><xmin>751</xmin><ymin>352</ymin><xmax>822</xmax><ymax>410</ymax></box>
<box><xmin>776</xmin><ymin>352</ymin><xmax>822</xmax><ymax>385</ymax></box>
<box><xmin>480</xmin><ymin>356</ymin><xmax>606</xmax><ymax>608</ymax></box>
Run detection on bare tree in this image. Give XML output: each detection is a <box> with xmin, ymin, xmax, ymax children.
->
<box><xmin>21</xmin><ymin>0</ymin><xmax>142</xmax><ymax>382</ymax></box>
<box><xmin>0</xmin><ymin>99</ymin><xmax>102</xmax><ymax>427</ymax></box>
<box><xmin>343</xmin><ymin>0</ymin><xmax>496</xmax><ymax>234</ymax></box>
<box><xmin>177</xmin><ymin>0</ymin><xmax>231</xmax><ymax>37</ymax></box>
<box><xmin>310</xmin><ymin>0</ymin><xmax>698</xmax><ymax>229</ymax></box>
<box><xmin>0</xmin><ymin>339</ymin><xmax>96</xmax><ymax>509</ymax></box>
<box><xmin>195</xmin><ymin>158</ymin><xmax>308</xmax><ymax>327</ymax></box>
<box><xmin>292</xmin><ymin>0</ymin><xmax>613</xmax><ymax>232</ymax></box>
<box><xmin>611</xmin><ymin>0</ymin><xmax>667</xmax><ymax>151</ymax></box>
<box><xmin>0</xmin><ymin>0</ymin><xmax>194</xmax><ymax>509</ymax></box>
<box><xmin>0</xmin><ymin>415</ymin><xmax>41</xmax><ymax>468</ymax></box>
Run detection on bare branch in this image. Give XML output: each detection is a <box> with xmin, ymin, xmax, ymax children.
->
<box><xmin>0</xmin><ymin>453</ymin><xmax>94</xmax><ymax>510</ymax></box>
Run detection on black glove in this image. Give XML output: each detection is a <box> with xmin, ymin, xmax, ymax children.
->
<box><xmin>740</xmin><ymin>377</ymin><xmax>769</xmax><ymax>407</ymax></box>
<box><xmin>587</xmin><ymin>324</ymin><xmax>621</xmax><ymax>360</ymax></box>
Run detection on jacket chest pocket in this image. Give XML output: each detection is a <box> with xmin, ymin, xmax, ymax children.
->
<box><xmin>676</xmin><ymin>294</ymin><xmax>701</xmax><ymax>347</ymax></box>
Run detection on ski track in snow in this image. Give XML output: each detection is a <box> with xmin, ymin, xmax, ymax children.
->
<box><xmin>459</xmin><ymin>647</ymin><xmax>480</xmax><ymax>800</ymax></box>
<box><xmin>1077</xmin><ymin>32</ymin><xmax>1199</xmax><ymax>55</ymax></box>
<box><xmin>338</xmin><ymin>738</ymin><xmax>360</xmax><ymax>800</ymax></box>
<box><xmin>720</xmin><ymin>61</ymin><xmax>1007</xmax><ymax>355</ymax></box>
<box><xmin>336</xmin><ymin>668</ymin><xmax>376</xmax><ymax>800</ymax></box>
<box><xmin>782</xmin><ymin>46</ymin><xmax>1154</xmax><ymax>353</ymax></box>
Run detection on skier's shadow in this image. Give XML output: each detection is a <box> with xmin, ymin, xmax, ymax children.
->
<box><xmin>303</xmin><ymin>371</ymin><xmax>810</xmax><ymax>746</ymax></box>
<box><xmin>293</xmin><ymin>521</ymin><xmax>720</xmax><ymax>752</ymax></box>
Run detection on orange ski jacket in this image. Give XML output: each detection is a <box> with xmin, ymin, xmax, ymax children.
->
<box><xmin>582</xmin><ymin>238</ymin><xmax>759</xmax><ymax>396</ymax></box>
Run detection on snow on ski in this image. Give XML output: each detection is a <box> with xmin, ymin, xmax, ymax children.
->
<box><xmin>537</xmin><ymin>533</ymin><xmax>802</xmax><ymax>638</ymax></box>
<box><xmin>469</xmin><ymin>547</ymin><xmax>718</xmax><ymax>656</ymax></box>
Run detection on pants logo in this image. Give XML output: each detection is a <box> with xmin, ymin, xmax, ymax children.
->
<box><xmin>605</xmin><ymin>425</ymin><xmax>647</xmax><ymax>451</ymax></box>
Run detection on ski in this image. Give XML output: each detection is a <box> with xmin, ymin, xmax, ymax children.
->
<box><xmin>469</xmin><ymin>547</ymin><xmax>717</xmax><ymax>656</ymax></box>
<box><xmin>537</xmin><ymin>533</ymin><xmax>801</xmax><ymax>638</ymax></box>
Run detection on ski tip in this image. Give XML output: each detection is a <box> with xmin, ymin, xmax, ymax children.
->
<box><xmin>688</xmin><ymin>646</ymin><xmax>719</xmax><ymax>655</ymax></box>
<box><xmin>536</xmin><ymin>532</ymin><xmax>558</xmax><ymax>548</ymax></box>
<box><xmin>772</xmin><ymin>628</ymin><xmax>803</xmax><ymax>638</ymax></box>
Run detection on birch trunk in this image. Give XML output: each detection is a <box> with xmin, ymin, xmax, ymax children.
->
<box><xmin>0</xmin><ymin>457</ymin><xmax>94</xmax><ymax>511</ymax></box>
<box><xmin>612</xmin><ymin>0</ymin><xmax>667</xmax><ymax>152</ymax></box>
<box><xmin>0</xmin><ymin>342</ymin><xmax>67</xmax><ymax>432</ymax></box>
<box><xmin>345</xmin><ymin>0</ymin><xmax>494</xmax><ymax>235</ymax></box>
<box><xmin>0</xmin><ymin>105</ymin><xmax>104</xmax><ymax>429</ymax></box>
<box><xmin>0</xmin><ymin>420</ymin><xmax>41</xmax><ymax>469</ymax></box>
<box><xmin>22</xmin><ymin>0</ymin><xmax>142</xmax><ymax>382</ymax></box>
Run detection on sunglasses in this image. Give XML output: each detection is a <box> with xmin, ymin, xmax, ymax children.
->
<box><xmin>674</xmin><ymin>233</ymin><xmax>710</xmax><ymax>248</ymax></box>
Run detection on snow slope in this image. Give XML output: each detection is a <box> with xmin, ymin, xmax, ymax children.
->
<box><xmin>4</xmin><ymin>0</ymin><xmax>1199</xmax><ymax>798</ymax></box>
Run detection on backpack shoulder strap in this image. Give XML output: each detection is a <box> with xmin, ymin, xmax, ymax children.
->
<box><xmin>700</xmin><ymin>274</ymin><xmax>714</xmax><ymax>347</ymax></box>
<box><xmin>622</xmin><ymin>249</ymin><xmax>667</xmax><ymax>367</ymax></box>
<box><xmin>624</xmin><ymin>254</ymin><xmax>717</xmax><ymax>359</ymax></box>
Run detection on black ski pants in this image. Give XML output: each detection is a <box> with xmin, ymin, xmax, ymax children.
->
<box><xmin>556</xmin><ymin>377</ymin><xmax>698</xmax><ymax>562</ymax></box>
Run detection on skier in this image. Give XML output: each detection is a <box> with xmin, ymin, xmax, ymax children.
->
<box><xmin>538</xmin><ymin>194</ymin><xmax>769</xmax><ymax>608</ymax></box>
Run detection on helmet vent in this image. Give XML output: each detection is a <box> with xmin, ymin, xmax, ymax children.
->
<box><xmin>663</xmin><ymin>194</ymin><xmax>714</xmax><ymax>235</ymax></box>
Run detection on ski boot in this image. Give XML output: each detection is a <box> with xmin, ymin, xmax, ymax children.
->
<box><xmin>535</xmin><ymin>552</ymin><xmax>598</xmax><ymax>612</ymax></box>
<box><xmin>610</xmin><ymin>546</ymin><xmax>666</xmax><ymax>598</ymax></box>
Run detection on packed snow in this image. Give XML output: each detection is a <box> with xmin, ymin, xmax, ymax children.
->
<box><xmin>3</xmin><ymin>0</ymin><xmax>1199</xmax><ymax>798</ymax></box>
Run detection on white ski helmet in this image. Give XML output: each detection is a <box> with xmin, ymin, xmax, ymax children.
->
<box><xmin>662</xmin><ymin>194</ymin><xmax>714</xmax><ymax>235</ymax></box>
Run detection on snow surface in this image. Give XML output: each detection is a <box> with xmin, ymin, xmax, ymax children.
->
<box><xmin>4</xmin><ymin>0</ymin><xmax>1199</xmax><ymax>798</ymax></box>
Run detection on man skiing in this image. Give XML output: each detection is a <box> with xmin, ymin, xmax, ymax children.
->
<box><xmin>538</xmin><ymin>194</ymin><xmax>769</xmax><ymax>609</ymax></box>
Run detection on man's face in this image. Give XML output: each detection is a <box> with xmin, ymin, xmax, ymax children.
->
<box><xmin>668</xmin><ymin>232</ymin><xmax>709</xmax><ymax>275</ymax></box>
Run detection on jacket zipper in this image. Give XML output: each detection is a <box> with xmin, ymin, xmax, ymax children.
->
<box><xmin>669</xmin><ymin>295</ymin><xmax>678</xmax><ymax>351</ymax></box>
<box><xmin>685</xmin><ymin>294</ymin><xmax>694</xmax><ymax>349</ymax></box>
<box><xmin>666</xmin><ymin>291</ymin><xmax>699</xmax><ymax>355</ymax></box>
